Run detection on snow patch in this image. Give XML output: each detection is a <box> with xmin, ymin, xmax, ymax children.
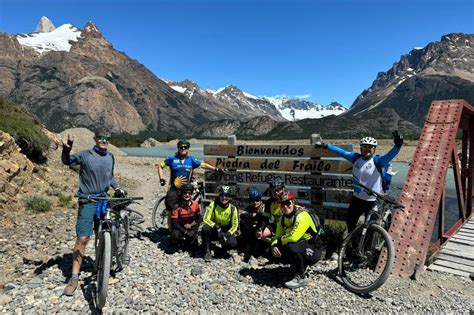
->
<box><xmin>170</xmin><ymin>85</ymin><xmax>187</xmax><ymax>93</ymax></box>
<box><xmin>16</xmin><ymin>24</ymin><xmax>81</xmax><ymax>54</ymax></box>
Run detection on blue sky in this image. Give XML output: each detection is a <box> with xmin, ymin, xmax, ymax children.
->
<box><xmin>1</xmin><ymin>0</ymin><xmax>473</xmax><ymax>107</ymax></box>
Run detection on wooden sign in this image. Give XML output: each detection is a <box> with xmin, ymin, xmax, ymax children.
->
<box><xmin>205</xmin><ymin>182</ymin><xmax>353</xmax><ymax>204</ymax></box>
<box><xmin>204</xmin><ymin>158</ymin><xmax>352</xmax><ymax>174</ymax></box>
<box><xmin>204</xmin><ymin>171</ymin><xmax>352</xmax><ymax>189</ymax></box>
<box><xmin>204</xmin><ymin>144</ymin><xmax>353</xmax><ymax>158</ymax></box>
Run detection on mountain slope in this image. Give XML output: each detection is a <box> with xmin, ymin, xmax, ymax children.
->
<box><xmin>0</xmin><ymin>19</ymin><xmax>214</xmax><ymax>135</ymax></box>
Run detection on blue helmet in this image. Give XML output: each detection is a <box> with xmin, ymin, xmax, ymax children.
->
<box><xmin>248</xmin><ymin>189</ymin><xmax>262</xmax><ymax>200</ymax></box>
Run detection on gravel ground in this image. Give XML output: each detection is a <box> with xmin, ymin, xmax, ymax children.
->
<box><xmin>0</xmin><ymin>156</ymin><xmax>472</xmax><ymax>313</ymax></box>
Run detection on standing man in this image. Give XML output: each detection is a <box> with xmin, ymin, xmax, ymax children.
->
<box><xmin>316</xmin><ymin>131</ymin><xmax>403</xmax><ymax>232</ymax></box>
<box><xmin>157</xmin><ymin>139</ymin><xmax>223</xmax><ymax>211</ymax></box>
<box><xmin>270</xmin><ymin>191</ymin><xmax>321</xmax><ymax>289</ymax></box>
<box><xmin>61</xmin><ymin>130</ymin><xmax>126</xmax><ymax>296</ymax></box>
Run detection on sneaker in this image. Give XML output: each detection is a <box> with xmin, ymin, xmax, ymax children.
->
<box><xmin>285</xmin><ymin>275</ymin><xmax>308</xmax><ymax>289</ymax></box>
<box><xmin>63</xmin><ymin>278</ymin><xmax>79</xmax><ymax>296</ymax></box>
<box><xmin>204</xmin><ymin>251</ymin><xmax>212</xmax><ymax>263</ymax></box>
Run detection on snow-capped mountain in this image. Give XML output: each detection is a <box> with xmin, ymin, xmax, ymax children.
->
<box><xmin>16</xmin><ymin>22</ymin><xmax>81</xmax><ymax>54</ymax></box>
<box><xmin>168</xmin><ymin>80</ymin><xmax>346</xmax><ymax>121</ymax></box>
<box><xmin>265</xmin><ymin>96</ymin><xmax>346</xmax><ymax>120</ymax></box>
<box><xmin>167</xmin><ymin>80</ymin><xmax>286</xmax><ymax>121</ymax></box>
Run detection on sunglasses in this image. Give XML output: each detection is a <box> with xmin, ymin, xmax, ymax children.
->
<box><xmin>219</xmin><ymin>194</ymin><xmax>230</xmax><ymax>199</ymax></box>
<box><xmin>361</xmin><ymin>145</ymin><xmax>375</xmax><ymax>149</ymax></box>
<box><xmin>179</xmin><ymin>145</ymin><xmax>190</xmax><ymax>150</ymax></box>
<box><xmin>97</xmin><ymin>136</ymin><xmax>111</xmax><ymax>142</ymax></box>
<box><xmin>279</xmin><ymin>200</ymin><xmax>293</xmax><ymax>208</ymax></box>
<box><xmin>250</xmin><ymin>199</ymin><xmax>261</xmax><ymax>203</ymax></box>
<box><xmin>182</xmin><ymin>191</ymin><xmax>192</xmax><ymax>195</ymax></box>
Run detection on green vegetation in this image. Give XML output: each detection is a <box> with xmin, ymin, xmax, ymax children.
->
<box><xmin>23</xmin><ymin>193</ymin><xmax>53</xmax><ymax>213</ymax></box>
<box><xmin>0</xmin><ymin>97</ymin><xmax>51</xmax><ymax>162</ymax></box>
<box><xmin>58</xmin><ymin>192</ymin><xmax>73</xmax><ymax>207</ymax></box>
<box><xmin>322</xmin><ymin>219</ymin><xmax>347</xmax><ymax>259</ymax></box>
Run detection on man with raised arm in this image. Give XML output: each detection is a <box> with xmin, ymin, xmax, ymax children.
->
<box><xmin>157</xmin><ymin>139</ymin><xmax>223</xmax><ymax>213</ymax></box>
<box><xmin>316</xmin><ymin>131</ymin><xmax>403</xmax><ymax>232</ymax></box>
<box><xmin>61</xmin><ymin>130</ymin><xmax>126</xmax><ymax>296</ymax></box>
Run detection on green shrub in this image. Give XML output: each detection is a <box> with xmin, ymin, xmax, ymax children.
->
<box><xmin>322</xmin><ymin>219</ymin><xmax>347</xmax><ymax>259</ymax></box>
<box><xmin>0</xmin><ymin>98</ymin><xmax>51</xmax><ymax>163</ymax></box>
<box><xmin>58</xmin><ymin>192</ymin><xmax>73</xmax><ymax>207</ymax></box>
<box><xmin>23</xmin><ymin>194</ymin><xmax>53</xmax><ymax>213</ymax></box>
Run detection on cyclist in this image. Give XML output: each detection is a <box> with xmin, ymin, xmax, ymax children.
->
<box><xmin>61</xmin><ymin>130</ymin><xmax>126</xmax><ymax>296</ymax></box>
<box><xmin>270</xmin><ymin>191</ymin><xmax>321</xmax><ymax>289</ymax></box>
<box><xmin>239</xmin><ymin>189</ymin><xmax>270</xmax><ymax>258</ymax></box>
<box><xmin>170</xmin><ymin>183</ymin><xmax>201</xmax><ymax>251</ymax></box>
<box><xmin>202</xmin><ymin>185</ymin><xmax>239</xmax><ymax>262</ymax></box>
<box><xmin>157</xmin><ymin>139</ymin><xmax>223</xmax><ymax>212</ymax></box>
<box><xmin>315</xmin><ymin>131</ymin><xmax>403</xmax><ymax>232</ymax></box>
<box><xmin>255</xmin><ymin>179</ymin><xmax>286</xmax><ymax>241</ymax></box>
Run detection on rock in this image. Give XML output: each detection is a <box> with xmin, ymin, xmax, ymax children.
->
<box><xmin>191</xmin><ymin>266</ymin><xmax>203</xmax><ymax>276</ymax></box>
<box><xmin>0</xmin><ymin>294</ymin><xmax>12</xmax><ymax>305</ymax></box>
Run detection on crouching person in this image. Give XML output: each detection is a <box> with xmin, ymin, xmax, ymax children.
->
<box><xmin>271</xmin><ymin>191</ymin><xmax>321</xmax><ymax>289</ymax></box>
<box><xmin>202</xmin><ymin>185</ymin><xmax>239</xmax><ymax>262</ymax></box>
<box><xmin>170</xmin><ymin>183</ymin><xmax>201</xmax><ymax>252</ymax></box>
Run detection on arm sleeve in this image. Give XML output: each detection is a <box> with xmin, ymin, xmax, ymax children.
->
<box><xmin>327</xmin><ymin>144</ymin><xmax>359</xmax><ymax>163</ymax></box>
<box><xmin>171</xmin><ymin>218</ymin><xmax>187</xmax><ymax>233</ymax></box>
<box><xmin>376</xmin><ymin>145</ymin><xmax>400</xmax><ymax>167</ymax></box>
<box><xmin>61</xmin><ymin>146</ymin><xmax>81</xmax><ymax>166</ymax></box>
<box><xmin>192</xmin><ymin>157</ymin><xmax>202</xmax><ymax>168</ymax></box>
<box><xmin>109</xmin><ymin>154</ymin><xmax>119</xmax><ymax>190</ymax></box>
<box><xmin>228</xmin><ymin>205</ymin><xmax>239</xmax><ymax>235</ymax></box>
<box><xmin>271</xmin><ymin>219</ymin><xmax>284</xmax><ymax>246</ymax></box>
<box><xmin>281</xmin><ymin>213</ymin><xmax>311</xmax><ymax>246</ymax></box>
<box><xmin>203</xmin><ymin>202</ymin><xmax>216</xmax><ymax>228</ymax></box>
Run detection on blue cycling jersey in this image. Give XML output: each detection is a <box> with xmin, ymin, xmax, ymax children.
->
<box><xmin>160</xmin><ymin>154</ymin><xmax>202</xmax><ymax>191</ymax></box>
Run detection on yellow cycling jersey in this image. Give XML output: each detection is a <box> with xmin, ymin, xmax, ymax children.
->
<box><xmin>271</xmin><ymin>206</ymin><xmax>317</xmax><ymax>247</ymax></box>
<box><xmin>203</xmin><ymin>201</ymin><xmax>239</xmax><ymax>235</ymax></box>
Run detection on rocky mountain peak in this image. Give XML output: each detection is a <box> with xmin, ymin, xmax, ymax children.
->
<box><xmin>176</xmin><ymin>79</ymin><xmax>200</xmax><ymax>91</ymax></box>
<box><xmin>35</xmin><ymin>16</ymin><xmax>55</xmax><ymax>33</ymax></box>
<box><xmin>220</xmin><ymin>85</ymin><xmax>244</xmax><ymax>96</ymax></box>
<box><xmin>81</xmin><ymin>21</ymin><xmax>103</xmax><ymax>38</ymax></box>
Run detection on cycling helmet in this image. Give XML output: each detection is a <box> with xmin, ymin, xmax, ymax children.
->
<box><xmin>180</xmin><ymin>183</ymin><xmax>194</xmax><ymax>193</ymax></box>
<box><xmin>360</xmin><ymin>137</ymin><xmax>377</xmax><ymax>147</ymax></box>
<box><xmin>278</xmin><ymin>191</ymin><xmax>295</xmax><ymax>203</ymax></box>
<box><xmin>268</xmin><ymin>178</ymin><xmax>285</xmax><ymax>190</ymax></box>
<box><xmin>248</xmin><ymin>189</ymin><xmax>262</xmax><ymax>200</ymax></box>
<box><xmin>177</xmin><ymin>139</ymin><xmax>191</xmax><ymax>148</ymax></box>
<box><xmin>218</xmin><ymin>185</ymin><xmax>232</xmax><ymax>196</ymax></box>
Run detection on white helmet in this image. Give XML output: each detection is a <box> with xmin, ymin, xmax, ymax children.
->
<box><xmin>360</xmin><ymin>137</ymin><xmax>377</xmax><ymax>146</ymax></box>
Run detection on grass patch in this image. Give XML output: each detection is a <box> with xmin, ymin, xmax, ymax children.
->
<box><xmin>322</xmin><ymin>219</ymin><xmax>347</xmax><ymax>259</ymax></box>
<box><xmin>0</xmin><ymin>97</ymin><xmax>51</xmax><ymax>163</ymax></box>
<box><xmin>58</xmin><ymin>192</ymin><xmax>73</xmax><ymax>207</ymax></box>
<box><xmin>23</xmin><ymin>193</ymin><xmax>53</xmax><ymax>213</ymax></box>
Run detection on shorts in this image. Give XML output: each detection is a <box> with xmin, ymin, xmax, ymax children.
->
<box><xmin>76</xmin><ymin>201</ymin><xmax>100</xmax><ymax>237</ymax></box>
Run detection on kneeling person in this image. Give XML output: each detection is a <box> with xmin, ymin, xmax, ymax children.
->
<box><xmin>271</xmin><ymin>191</ymin><xmax>321</xmax><ymax>289</ymax></box>
<box><xmin>170</xmin><ymin>183</ymin><xmax>201</xmax><ymax>251</ymax></box>
<box><xmin>202</xmin><ymin>185</ymin><xmax>239</xmax><ymax>262</ymax></box>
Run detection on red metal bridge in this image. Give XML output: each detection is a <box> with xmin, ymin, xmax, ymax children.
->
<box><xmin>388</xmin><ymin>99</ymin><xmax>473</xmax><ymax>278</ymax></box>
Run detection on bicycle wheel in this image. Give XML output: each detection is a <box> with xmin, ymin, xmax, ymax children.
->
<box><xmin>151</xmin><ymin>196</ymin><xmax>166</xmax><ymax>231</ymax></box>
<box><xmin>96</xmin><ymin>231</ymin><xmax>111</xmax><ymax>309</ymax></box>
<box><xmin>116</xmin><ymin>212</ymin><xmax>130</xmax><ymax>270</ymax></box>
<box><xmin>127</xmin><ymin>208</ymin><xmax>145</xmax><ymax>234</ymax></box>
<box><xmin>338</xmin><ymin>223</ymin><xmax>395</xmax><ymax>294</ymax></box>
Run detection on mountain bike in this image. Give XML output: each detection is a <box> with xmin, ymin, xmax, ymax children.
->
<box><xmin>83</xmin><ymin>196</ymin><xmax>143</xmax><ymax>309</ymax></box>
<box><xmin>151</xmin><ymin>180</ymin><xmax>204</xmax><ymax>232</ymax></box>
<box><xmin>338</xmin><ymin>182</ymin><xmax>404</xmax><ymax>294</ymax></box>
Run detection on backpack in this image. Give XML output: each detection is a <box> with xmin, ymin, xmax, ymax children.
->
<box><xmin>292</xmin><ymin>207</ymin><xmax>325</xmax><ymax>247</ymax></box>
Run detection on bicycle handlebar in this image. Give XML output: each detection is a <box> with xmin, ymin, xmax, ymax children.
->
<box><xmin>353</xmin><ymin>181</ymin><xmax>404</xmax><ymax>209</ymax></box>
